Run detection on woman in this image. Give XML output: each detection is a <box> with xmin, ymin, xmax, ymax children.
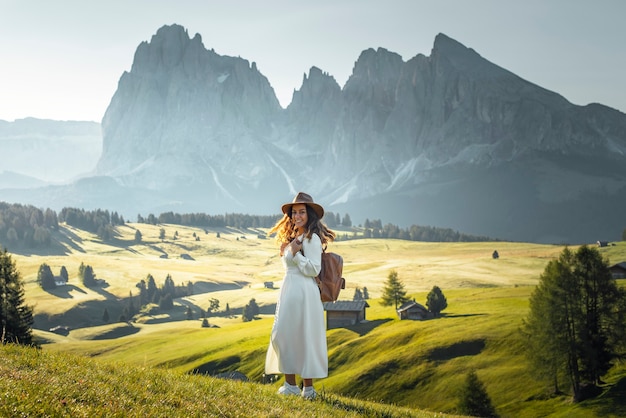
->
<box><xmin>265</xmin><ymin>192</ymin><xmax>336</xmax><ymax>400</ymax></box>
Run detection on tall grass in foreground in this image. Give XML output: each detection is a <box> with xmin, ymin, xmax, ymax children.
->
<box><xmin>0</xmin><ymin>344</ymin><xmax>458</xmax><ymax>418</ymax></box>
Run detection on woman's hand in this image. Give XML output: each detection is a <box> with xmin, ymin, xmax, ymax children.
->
<box><xmin>286</xmin><ymin>237</ymin><xmax>303</xmax><ymax>255</ymax></box>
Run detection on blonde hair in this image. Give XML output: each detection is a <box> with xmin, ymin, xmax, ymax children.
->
<box><xmin>270</xmin><ymin>204</ymin><xmax>335</xmax><ymax>246</ymax></box>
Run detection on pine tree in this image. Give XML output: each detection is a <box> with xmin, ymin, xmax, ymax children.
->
<box><xmin>458</xmin><ymin>370</ymin><xmax>498</xmax><ymax>417</ymax></box>
<box><xmin>79</xmin><ymin>263</ymin><xmax>97</xmax><ymax>287</ymax></box>
<box><xmin>134</xmin><ymin>229</ymin><xmax>142</xmax><ymax>243</ymax></box>
<box><xmin>521</xmin><ymin>245</ymin><xmax>626</xmax><ymax>401</ymax></box>
<box><xmin>102</xmin><ymin>308</ymin><xmax>110</xmax><ymax>323</ymax></box>
<box><xmin>242</xmin><ymin>298</ymin><xmax>260</xmax><ymax>322</ymax></box>
<box><xmin>60</xmin><ymin>266</ymin><xmax>69</xmax><ymax>283</ymax></box>
<box><xmin>0</xmin><ymin>248</ymin><xmax>34</xmax><ymax>345</ymax></box>
<box><xmin>37</xmin><ymin>263</ymin><xmax>56</xmax><ymax>290</ymax></box>
<box><xmin>426</xmin><ymin>286</ymin><xmax>448</xmax><ymax>317</ymax></box>
<box><xmin>353</xmin><ymin>287</ymin><xmax>364</xmax><ymax>300</ymax></box>
<box><xmin>207</xmin><ymin>298</ymin><xmax>220</xmax><ymax>316</ymax></box>
<box><xmin>380</xmin><ymin>270</ymin><xmax>410</xmax><ymax>309</ymax></box>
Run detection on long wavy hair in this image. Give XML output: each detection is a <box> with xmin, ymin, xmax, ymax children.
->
<box><xmin>270</xmin><ymin>204</ymin><xmax>336</xmax><ymax>246</ymax></box>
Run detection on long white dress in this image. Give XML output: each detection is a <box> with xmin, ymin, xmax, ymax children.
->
<box><xmin>265</xmin><ymin>233</ymin><xmax>328</xmax><ymax>378</ymax></box>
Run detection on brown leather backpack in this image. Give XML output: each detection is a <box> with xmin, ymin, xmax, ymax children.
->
<box><xmin>314</xmin><ymin>250</ymin><xmax>345</xmax><ymax>302</ymax></box>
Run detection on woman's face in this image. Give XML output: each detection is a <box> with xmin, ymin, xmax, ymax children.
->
<box><xmin>291</xmin><ymin>203</ymin><xmax>308</xmax><ymax>230</ymax></box>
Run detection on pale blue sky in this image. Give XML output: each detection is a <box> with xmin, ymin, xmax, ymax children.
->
<box><xmin>1</xmin><ymin>0</ymin><xmax>624</xmax><ymax>122</ymax></box>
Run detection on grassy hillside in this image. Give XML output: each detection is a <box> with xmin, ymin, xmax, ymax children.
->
<box><xmin>0</xmin><ymin>344</ymin><xmax>449</xmax><ymax>417</ymax></box>
<box><xmin>8</xmin><ymin>224</ymin><xmax>626</xmax><ymax>417</ymax></box>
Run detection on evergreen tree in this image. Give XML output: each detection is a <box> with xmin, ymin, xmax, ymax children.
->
<box><xmin>353</xmin><ymin>287</ymin><xmax>364</xmax><ymax>300</ymax></box>
<box><xmin>79</xmin><ymin>263</ymin><xmax>97</xmax><ymax>287</ymax></box>
<box><xmin>146</xmin><ymin>274</ymin><xmax>157</xmax><ymax>303</ymax></box>
<box><xmin>37</xmin><ymin>263</ymin><xmax>56</xmax><ymax>290</ymax></box>
<box><xmin>206</xmin><ymin>298</ymin><xmax>220</xmax><ymax>316</ymax></box>
<box><xmin>134</xmin><ymin>229</ymin><xmax>142</xmax><ymax>243</ymax></box>
<box><xmin>242</xmin><ymin>298</ymin><xmax>260</xmax><ymax>322</ymax></box>
<box><xmin>201</xmin><ymin>318</ymin><xmax>210</xmax><ymax>328</ymax></box>
<box><xmin>163</xmin><ymin>274</ymin><xmax>176</xmax><ymax>297</ymax></box>
<box><xmin>521</xmin><ymin>246</ymin><xmax>626</xmax><ymax>401</ymax></box>
<box><xmin>186</xmin><ymin>306</ymin><xmax>193</xmax><ymax>320</ymax></box>
<box><xmin>159</xmin><ymin>293</ymin><xmax>173</xmax><ymax>310</ymax></box>
<box><xmin>380</xmin><ymin>270</ymin><xmax>410</xmax><ymax>309</ymax></box>
<box><xmin>341</xmin><ymin>213</ymin><xmax>352</xmax><ymax>227</ymax></box>
<box><xmin>136</xmin><ymin>279</ymin><xmax>147</xmax><ymax>306</ymax></box>
<box><xmin>127</xmin><ymin>291</ymin><xmax>136</xmax><ymax>317</ymax></box>
<box><xmin>0</xmin><ymin>248</ymin><xmax>34</xmax><ymax>345</ymax></box>
<box><xmin>159</xmin><ymin>228</ymin><xmax>166</xmax><ymax>241</ymax></box>
<box><xmin>363</xmin><ymin>287</ymin><xmax>370</xmax><ymax>299</ymax></box>
<box><xmin>60</xmin><ymin>266</ymin><xmax>69</xmax><ymax>282</ymax></box>
<box><xmin>426</xmin><ymin>286</ymin><xmax>448</xmax><ymax>317</ymax></box>
<box><xmin>102</xmin><ymin>308</ymin><xmax>110</xmax><ymax>323</ymax></box>
<box><xmin>457</xmin><ymin>370</ymin><xmax>498</xmax><ymax>417</ymax></box>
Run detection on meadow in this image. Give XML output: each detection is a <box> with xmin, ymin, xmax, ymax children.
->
<box><xmin>8</xmin><ymin>223</ymin><xmax>626</xmax><ymax>417</ymax></box>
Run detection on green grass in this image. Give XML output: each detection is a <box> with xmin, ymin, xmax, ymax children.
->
<box><xmin>9</xmin><ymin>225</ymin><xmax>626</xmax><ymax>417</ymax></box>
<box><xmin>0</xmin><ymin>344</ymin><xmax>456</xmax><ymax>417</ymax></box>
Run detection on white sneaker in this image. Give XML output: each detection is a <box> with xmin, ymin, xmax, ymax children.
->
<box><xmin>301</xmin><ymin>386</ymin><xmax>317</xmax><ymax>400</ymax></box>
<box><xmin>277</xmin><ymin>382</ymin><xmax>300</xmax><ymax>396</ymax></box>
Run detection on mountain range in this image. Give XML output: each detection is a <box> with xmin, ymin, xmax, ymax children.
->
<box><xmin>2</xmin><ymin>24</ymin><xmax>626</xmax><ymax>244</ymax></box>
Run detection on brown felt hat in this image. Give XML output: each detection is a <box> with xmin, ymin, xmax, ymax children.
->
<box><xmin>281</xmin><ymin>192</ymin><xmax>324</xmax><ymax>218</ymax></box>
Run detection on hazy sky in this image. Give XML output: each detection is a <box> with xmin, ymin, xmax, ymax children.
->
<box><xmin>1</xmin><ymin>0</ymin><xmax>624</xmax><ymax>122</ymax></box>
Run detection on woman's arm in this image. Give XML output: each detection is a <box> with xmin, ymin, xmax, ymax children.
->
<box><xmin>290</xmin><ymin>233</ymin><xmax>322</xmax><ymax>277</ymax></box>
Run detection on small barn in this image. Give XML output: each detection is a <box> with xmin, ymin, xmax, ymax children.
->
<box><xmin>397</xmin><ymin>300</ymin><xmax>433</xmax><ymax>320</ymax></box>
<box><xmin>609</xmin><ymin>262</ymin><xmax>626</xmax><ymax>279</ymax></box>
<box><xmin>323</xmin><ymin>300</ymin><xmax>369</xmax><ymax>329</ymax></box>
<box><xmin>54</xmin><ymin>275</ymin><xmax>67</xmax><ymax>287</ymax></box>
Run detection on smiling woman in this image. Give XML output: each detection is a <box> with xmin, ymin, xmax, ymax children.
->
<box><xmin>264</xmin><ymin>192</ymin><xmax>335</xmax><ymax>399</ymax></box>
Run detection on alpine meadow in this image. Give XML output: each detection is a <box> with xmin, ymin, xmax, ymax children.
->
<box><xmin>2</xmin><ymin>218</ymin><xmax>625</xmax><ymax>417</ymax></box>
<box><xmin>3</xmin><ymin>15</ymin><xmax>626</xmax><ymax>417</ymax></box>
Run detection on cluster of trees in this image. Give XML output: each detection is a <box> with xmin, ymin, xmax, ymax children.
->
<box><xmin>361</xmin><ymin>219</ymin><xmax>493</xmax><ymax>242</ymax></box>
<box><xmin>137</xmin><ymin>210</ymin><xmax>353</xmax><ymax>230</ymax></box>
<box><xmin>380</xmin><ymin>270</ymin><xmax>448</xmax><ymax>317</ymax></box>
<box><xmin>135</xmin><ymin>274</ymin><xmax>194</xmax><ymax>312</ymax></box>
<box><xmin>353</xmin><ymin>286</ymin><xmax>370</xmax><ymax>300</ymax></box>
<box><xmin>242</xmin><ymin>298</ymin><xmax>260</xmax><ymax>322</ymax></box>
<box><xmin>36</xmin><ymin>264</ymin><xmax>64</xmax><ymax>290</ymax></box>
<box><xmin>522</xmin><ymin>245</ymin><xmax>626</xmax><ymax>402</ymax></box>
<box><xmin>37</xmin><ymin>262</ymin><xmax>99</xmax><ymax>290</ymax></box>
<box><xmin>0</xmin><ymin>202</ymin><xmax>500</xmax><ymax>251</ymax></box>
<box><xmin>0</xmin><ymin>248</ymin><xmax>34</xmax><ymax>345</ymax></box>
<box><xmin>78</xmin><ymin>263</ymin><xmax>97</xmax><ymax>287</ymax></box>
<box><xmin>137</xmin><ymin>209</ymin><xmax>490</xmax><ymax>243</ymax></box>
<box><xmin>0</xmin><ymin>202</ymin><xmax>58</xmax><ymax>248</ymax></box>
<box><xmin>59</xmin><ymin>208</ymin><xmax>125</xmax><ymax>241</ymax></box>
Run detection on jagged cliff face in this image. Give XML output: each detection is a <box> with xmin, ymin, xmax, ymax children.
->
<box><xmin>91</xmin><ymin>24</ymin><xmax>626</xmax><ymax>242</ymax></box>
<box><xmin>98</xmin><ymin>25</ymin><xmax>283</xmax><ymax>199</ymax></box>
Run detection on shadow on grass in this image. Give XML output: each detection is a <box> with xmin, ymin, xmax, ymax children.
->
<box><xmin>587</xmin><ymin>376</ymin><xmax>626</xmax><ymax>416</ymax></box>
<box><xmin>89</xmin><ymin>323</ymin><xmax>140</xmax><ymax>340</ymax></box>
<box><xmin>191</xmin><ymin>355</ymin><xmax>242</xmax><ymax>376</ymax></box>
<box><xmin>46</xmin><ymin>284</ymin><xmax>87</xmax><ymax>299</ymax></box>
<box><xmin>439</xmin><ymin>313</ymin><xmax>488</xmax><ymax>318</ymax></box>
<box><xmin>344</xmin><ymin>319</ymin><xmax>393</xmax><ymax>337</ymax></box>
<box><xmin>427</xmin><ymin>339</ymin><xmax>486</xmax><ymax>362</ymax></box>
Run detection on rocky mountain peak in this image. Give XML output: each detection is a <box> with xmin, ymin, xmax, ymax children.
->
<box><xmin>85</xmin><ymin>25</ymin><xmax>626</xmax><ymax>242</ymax></box>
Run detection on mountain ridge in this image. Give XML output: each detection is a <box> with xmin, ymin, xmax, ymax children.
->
<box><xmin>2</xmin><ymin>24</ymin><xmax>626</xmax><ymax>243</ymax></box>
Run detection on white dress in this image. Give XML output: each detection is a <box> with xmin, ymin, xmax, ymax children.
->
<box><xmin>265</xmin><ymin>233</ymin><xmax>328</xmax><ymax>378</ymax></box>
